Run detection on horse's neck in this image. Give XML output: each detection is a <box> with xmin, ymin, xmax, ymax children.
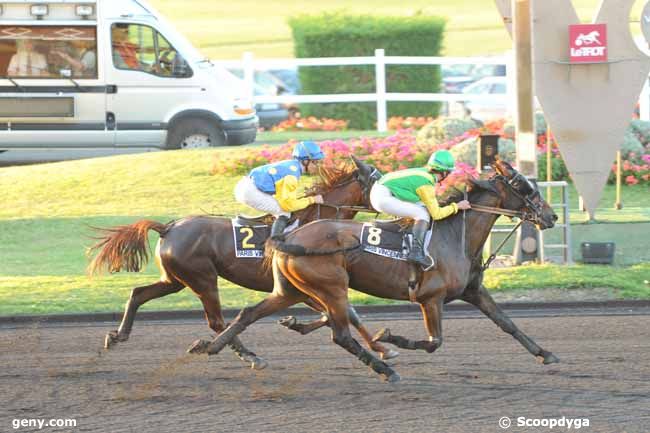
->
<box><xmin>294</xmin><ymin>184</ymin><xmax>360</xmax><ymax>225</ymax></box>
<box><xmin>465</xmin><ymin>191</ymin><xmax>502</xmax><ymax>260</ymax></box>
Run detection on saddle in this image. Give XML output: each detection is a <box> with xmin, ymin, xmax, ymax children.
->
<box><xmin>360</xmin><ymin>220</ymin><xmax>435</xmax><ymax>302</ymax></box>
<box><xmin>371</xmin><ymin>217</ymin><xmax>415</xmax><ymax>233</ymax></box>
<box><xmin>232</xmin><ymin>215</ymin><xmax>299</xmax><ymax>258</ymax></box>
<box><xmin>235</xmin><ymin>214</ymin><xmax>275</xmax><ymax>226</ymax></box>
<box><xmin>360</xmin><ymin>221</ymin><xmax>433</xmax><ymax>259</ymax></box>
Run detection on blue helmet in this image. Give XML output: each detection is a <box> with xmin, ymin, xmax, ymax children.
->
<box><xmin>292</xmin><ymin>140</ymin><xmax>324</xmax><ymax>161</ymax></box>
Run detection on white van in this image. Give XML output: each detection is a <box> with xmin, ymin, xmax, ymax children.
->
<box><xmin>0</xmin><ymin>0</ymin><xmax>258</xmax><ymax>149</ymax></box>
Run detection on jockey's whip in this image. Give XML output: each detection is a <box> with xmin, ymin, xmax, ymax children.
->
<box><xmin>462</xmin><ymin>190</ymin><xmax>467</xmax><ymax>258</ymax></box>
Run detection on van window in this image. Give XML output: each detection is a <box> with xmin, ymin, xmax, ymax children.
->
<box><xmin>111</xmin><ymin>23</ymin><xmax>191</xmax><ymax>78</ymax></box>
<box><xmin>0</xmin><ymin>26</ymin><xmax>98</xmax><ymax>79</ymax></box>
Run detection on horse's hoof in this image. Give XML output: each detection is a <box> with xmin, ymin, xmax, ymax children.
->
<box><xmin>187</xmin><ymin>339</ymin><xmax>211</xmax><ymax>354</ymax></box>
<box><xmin>372</xmin><ymin>328</ymin><xmax>391</xmax><ymax>343</ymax></box>
<box><xmin>542</xmin><ymin>352</ymin><xmax>560</xmax><ymax>365</ymax></box>
<box><xmin>104</xmin><ymin>331</ymin><xmax>120</xmax><ymax>350</ymax></box>
<box><xmin>381</xmin><ymin>349</ymin><xmax>400</xmax><ymax>360</ymax></box>
<box><xmin>251</xmin><ymin>356</ymin><xmax>269</xmax><ymax>370</ymax></box>
<box><xmin>278</xmin><ymin>316</ymin><xmax>297</xmax><ymax>328</ymax></box>
<box><xmin>385</xmin><ymin>371</ymin><xmax>401</xmax><ymax>383</ymax></box>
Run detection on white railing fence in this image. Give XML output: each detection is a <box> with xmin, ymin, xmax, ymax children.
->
<box><xmin>216</xmin><ymin>49</ymin><xmax>513</xmax><ymax>132</ymax></box>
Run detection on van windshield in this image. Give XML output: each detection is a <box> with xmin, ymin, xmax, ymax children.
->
<box><xmin>0</xmin><ymin>26</ymin><xmax>98</xmax><ymax>79</ymax></box>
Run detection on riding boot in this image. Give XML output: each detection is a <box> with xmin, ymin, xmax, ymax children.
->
<box><xmin>270</xmin><ymin>215</ymin><xmax>290</xmax><ymax>240</ymax></box>
<box><xmin>408</xmin><ymin>220</ymin><xmax>431</xmax><ymax>268</ymax></box>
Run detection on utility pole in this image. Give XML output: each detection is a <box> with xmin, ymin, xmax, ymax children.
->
<box><xmin>512</xmin><ymin>0</ymin><xmax>536</xmax><ymax>178</ymax></box>
<box><xmin>512</xmin><ymin>0</ymin><xmax>539</xmax><ymax>264</ymax></box>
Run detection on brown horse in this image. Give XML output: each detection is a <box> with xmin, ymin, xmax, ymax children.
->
<box><xmin>87</xmin><ymin>156</ymin><xmax>397</xmax><ymax>369</ymax></box>
<box><xmin>194</xmin><ymin>160</ymin><xmax>559</xmax><ymax>382</ymax></box>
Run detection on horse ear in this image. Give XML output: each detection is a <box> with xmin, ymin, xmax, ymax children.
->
<box><xmin>350</xmin><ymin>155</ymin><xmax>370</xmax><ymax>175</ymax></box>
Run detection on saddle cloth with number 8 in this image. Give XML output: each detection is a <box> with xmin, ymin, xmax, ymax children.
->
<box><xmin>360</xmin><ymin>222</ymin><xmax>410</xmax><ymax>261</ymax></box>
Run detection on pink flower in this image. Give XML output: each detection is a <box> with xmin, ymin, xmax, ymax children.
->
<box><xmin>625</xmin><ymin>175</ymin><xmax>639</xmax><ymax>185</ymax></box>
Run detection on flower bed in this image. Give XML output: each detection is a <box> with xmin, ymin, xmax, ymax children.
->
<box><xmin>271</xmin><ymin>116</ymin><xmax>349</xmax><ymax>132</ymax></box>
<box><xmin>214</xmin><ymin>117</ymin><xmax>650</xmax><ymax>186</ymax></box>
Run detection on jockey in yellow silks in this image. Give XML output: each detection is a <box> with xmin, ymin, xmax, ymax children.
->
<box><xmin>234</xmin><ymin>141</ymin><xmax>325</xmax><ymax>239</ymax></box>
<box><xmin>369</xmin><ymin>150</ymin><xmax>471</xmax><ymax>267</ymax></box>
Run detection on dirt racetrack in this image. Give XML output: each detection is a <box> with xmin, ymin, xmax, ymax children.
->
<box><xmin>1</xmin><ymin>309</ymin><xmax>649</xmax><ymax>433</ymax></box>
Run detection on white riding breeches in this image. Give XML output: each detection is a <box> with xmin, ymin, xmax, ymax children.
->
<box><xmin>234</xmin><ymin>176</ymin><xmax>290</xmax><ymax>217</ymax></box>
<box><xmin>370</xmin><ymin>183</ymin><xmax>430</xmax><ymax>222</ymax></box>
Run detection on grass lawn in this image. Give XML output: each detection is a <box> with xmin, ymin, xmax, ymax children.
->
<box><xmin>1</xmin><ymin>146</ymin><xmax>649</xmax><ymax>315</ymax></box>
<box><xmin>148</xmin><ymin>0</ymin><xmax>646</xmax><ymax>59</ymax></box>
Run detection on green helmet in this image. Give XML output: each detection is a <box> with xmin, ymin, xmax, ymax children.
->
<box><xmin>427</xmin><ymin>150</ymin><xmax>455</xmax><ymax>172</ymax></box>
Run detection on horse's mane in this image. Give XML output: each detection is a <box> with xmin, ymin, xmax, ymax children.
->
<box><xmin>438</xmin><ymin>171</ymin><xmax>495</xmax><ymax>206</ymax></box>
<box><xmin>304</xmin><ymin>161</ymin><xmax>357</xmax><ymax>197</ymax></box>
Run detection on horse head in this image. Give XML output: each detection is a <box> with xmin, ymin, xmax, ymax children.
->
<box><xmin>300</xmin><ymin>157</ymin><xmax>381</xmax><ymax>221</ymax></box>
<box><xmin>350</xmin><ymin>155</ymin><xmax>382</xmax><ymax>206</ymax></box>
<box><xmin>488</xmin><ymin>158</ymin><xmax>558</xmax><ymax>230</ymax></box>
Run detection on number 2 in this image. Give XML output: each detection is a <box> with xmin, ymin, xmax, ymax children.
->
<box><xmin>367</xmin><ymin>227</ymin><xmax>382</xmax><ymax>246</ymax></box>
<box><xmin>239</xmin><ymin>227</ymin><xmax>255</xmax><ymax>249</ymax></box>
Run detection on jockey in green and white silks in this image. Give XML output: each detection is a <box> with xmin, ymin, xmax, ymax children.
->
<box><xmin>234</xmin><ymin>140</ymin><xmax>325</xmax><ymax>239</ymax></box>
<box><xmin>369</xmin><ymin>150</ymin><xmax>471</xmax><ymax>267</ymax></box>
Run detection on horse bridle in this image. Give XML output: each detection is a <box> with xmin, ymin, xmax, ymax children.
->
<box><xmin>317</xmin><ymin>166</ymin><xmax>382</xmax><ymax>219</ymax></box>
<box><xmin>468</xmin><ymin>173</ymin><xmax>544</xmax><ymax>224</ymax></box>
<box><xmin>465</xmin><ymin>172</ymin><xmax>547</xmax><ymax>270</ymax></box>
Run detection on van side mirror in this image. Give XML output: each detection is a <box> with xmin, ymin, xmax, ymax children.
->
<box><xmin>172</xmin><ymin>58</ymin><xmax>191</xmax><ymax>78</ymax></box>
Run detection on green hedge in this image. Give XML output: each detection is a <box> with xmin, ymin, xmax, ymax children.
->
<box><xmin>289</xmin><ymin>13</ymin><xmax>446</xmax><ymax>129</ymax></box>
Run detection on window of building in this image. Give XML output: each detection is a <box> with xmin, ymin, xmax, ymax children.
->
<box><xmin>0</xmin><ymin>26</ymin><xmax>98</xmax><ymax>79</ymax></box>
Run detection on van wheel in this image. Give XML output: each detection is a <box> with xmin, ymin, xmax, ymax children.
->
<box><xmin>167</xmin><ymin>118</ymin><xmax>225</xmax><ymax>149</ymax></box>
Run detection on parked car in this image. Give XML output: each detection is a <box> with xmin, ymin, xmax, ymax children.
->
<box><xmin>460</xmin><ymin>76</ymin><xmax>509</xmax><ymax>122</ymax></box>
<box><xmin>441</xmin><ymin>65</ymin><xmax>475</xmax><ymax>93</ymax></box>
<box><xmin>228</xmin><ymin>68</ymin><xmax>291</xmax><ymax>129</ymax></box>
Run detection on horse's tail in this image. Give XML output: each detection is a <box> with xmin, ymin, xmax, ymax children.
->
<box><xmin>86</xmin><ymin>220</ymin><xmax>170</xmax><ymax>276</ymax></box>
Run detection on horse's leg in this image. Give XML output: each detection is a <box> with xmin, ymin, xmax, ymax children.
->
<box><xmin>372</xmin><ymin>295</ymin><xmax>444</xmax><ymax>353</ymax></box>
<box><xmin>187</xmin><ymin>287</ymin><xmax>269</xmax><ymax>370</ymax></box>
<box><xmin>201</xmin><ymin>290</ymin><xmax>307</xmax><ymax>356</ymax></box>
<box><xmin>347</xmin><ymin>306</ymin><xmax>399</xmax><ymax>360</ymax></box>
<box><xmin>464</xmin><ymin>285</ymin><xmax>559</xmax><ymax>364</ymax></box>
<box><xmin>313</xmin><ymin>290</ymin><xmax>399</xmax><ymax>382</ymax></box>
<box><xmin>280</xmin><ymin>300</ymin><xmax>399</xmax><ymax>360</ymax></box>
<box><xmin>105</xmin><ymin>280</ymin><xmax>184</xmax><ymax>349</ymax></box>
<box><xmin>191</xmin><ymin>258</ymin><xmax>307</xmax><ymax>356</ymax></box>
<box><xmin>177</xmin><ymin>268</ymin><xmax>267</xmax><ymax>369</ymax></box>
<box><xmin>278</xmin><ymin>297</ymin><xmax>329</xmax><ymax>334</ymax></box>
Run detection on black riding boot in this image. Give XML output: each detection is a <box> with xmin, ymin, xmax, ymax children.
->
<box><xmin>270</xmin><ymin>215</ymin><xmax>290</xmax><ymax>240</ymax></box>
<box><xmin>408</xmin><ymin>220</ymin><xmax>431</xmax><ymax>268</ymax></box>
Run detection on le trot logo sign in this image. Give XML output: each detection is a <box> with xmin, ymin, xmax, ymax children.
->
<box><xmin>569</xmin><ymin>24</ymin><xmax>607</xmax><ymax>63</ymax></box>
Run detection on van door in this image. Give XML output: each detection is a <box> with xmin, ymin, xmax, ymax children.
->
<box><xmin>105</xmin><ymin>22</ymin><xmax>199</xmax><ymax>147</ymax></box>
<box><xmin>0</xmin><ymin>24</ymin><xmax>111</xmax><ymax>148</ymax></box>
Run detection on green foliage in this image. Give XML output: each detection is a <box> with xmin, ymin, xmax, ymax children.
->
<box><xmin>289</xmin><ymin>13</ymin><xmax>446</xmax><ymax>129</ymax></box>
<box><xmin>416</xmin><ymin>117</ymin><xmax>479</xmax><ymax>148</ymax></box>
<box><xmin>620</xmin><ymin>130</ymin><xmax>644</xmax><ymax>157</ymax></box>
<box><xmin>538</xmin><ymin>151</ymin><xmax>570</xmax><ymax>181</ymax></box>
<box><xmin>628</xmin><ymin>119</ymin><xmax>650</xmax><ymax>147</ymax></box>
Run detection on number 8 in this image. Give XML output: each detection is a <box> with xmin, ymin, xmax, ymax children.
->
<box><xmin>367</xmin><ymin>227</ymin><xmax>382</xmax><ymax>246</ymax></box>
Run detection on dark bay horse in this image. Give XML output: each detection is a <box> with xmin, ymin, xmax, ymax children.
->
<box><xmin>195</xmin><ymin>160</ymin><xmax>560</xmax><ymax>381</ymax></box>
<box><xmin>87</xmin><ymin>157</ymin><xmax>397</xmax><ymax>369</ymax></box>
